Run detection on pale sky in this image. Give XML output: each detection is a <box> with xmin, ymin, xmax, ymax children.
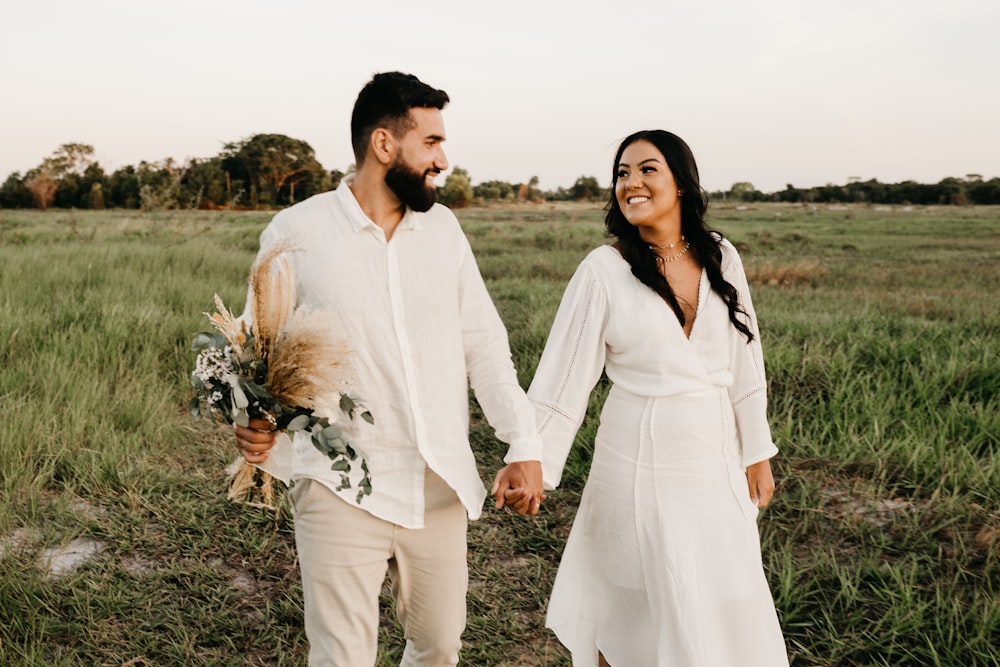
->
<box><xmin>2</xmin><ymin>0</ymin><xmax>997</xmax><ymax>193</ymax></box>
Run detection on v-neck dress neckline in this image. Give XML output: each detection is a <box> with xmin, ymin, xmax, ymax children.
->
<box><xmin>679</xmin><ymin>267</ymin><xmax>707</xmax><ymax>340</ymax></box>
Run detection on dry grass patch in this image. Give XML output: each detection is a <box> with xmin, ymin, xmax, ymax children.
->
<box><xmin>747</xmin><ymin>261</ymin><xmax>828</xmax><ymax>287</ymax></box>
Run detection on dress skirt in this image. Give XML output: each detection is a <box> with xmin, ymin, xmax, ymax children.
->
<box><xmin>545</xmin><ymin>385</ymin><xmax>789</xmax><ymax>667</ymax></box>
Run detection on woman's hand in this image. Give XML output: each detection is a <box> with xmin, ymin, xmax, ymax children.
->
<box><xmin>235</xmin><ymin>418</ymin><xmax>277</xmax><ymax>463</ymax></box>
<box><xmin>746</xmin><ymin>459</ymin><xmax>775</xmax><ymax>508</ymax></box>
<box><xmin>491</xmin><ymin>461</ymin><xmax>545</xmax><ymax>515</ymax></box>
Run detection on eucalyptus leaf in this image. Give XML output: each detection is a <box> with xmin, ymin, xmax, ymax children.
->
<box><xmin>330</xmin><ymin>459</ymin><xmax>350</xmax><ymax>472</ymax></box>
<box><xmin>322</xmin><ymin>425</ymin><xmax>343</xmax><ymax>440</ymax></box>
<box><xmin>243</xmin><ymin>380</ymin><xmax>270</xmax><ymax>400</ymax></box>
<box><xmin>191</xmin><ymin>331</ymin><xmax>225</xmax><ymax>352</ymax></box>
<box><xmin>361</xmin><ymin>410</ymin><xmax>374</xmax><ymax>425</ymax></box>
<box><xmin>311</xmin><ymin>432</ymin><xmax>329</xmax><ymax>453</ymax></box>
<box><xmin>230</xmin><ymin>382</ymin><xmax>249</xmax><ymax>409</ymax></box>
<box><xmin>286</xmin><ymin>414</ymin><xmax>311</xmax><ymax>431</ymax></box>
<box><xmin>339</xmin><ymin>394</ymin><xmax>356</xmax><ymax>414</ymax></box>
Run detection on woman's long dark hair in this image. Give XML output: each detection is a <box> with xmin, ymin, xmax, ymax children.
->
<box><xmin>605</xmin><ymin>130</ymin><xmax>753</xmax><ymax>342</ymax></box>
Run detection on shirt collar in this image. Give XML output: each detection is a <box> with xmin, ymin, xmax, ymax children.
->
<box><xmin>334</xmin><ymin>178</ymin><xmax>423</xmax><ymax>233</ymax></box>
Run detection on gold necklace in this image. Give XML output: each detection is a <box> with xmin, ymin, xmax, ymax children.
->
<box><xmin>650</xmin><ymin>235</ymin><xmax>684</xmax><ymax>251</ymax></box>
<box><xmin>651</xmin><ymin>236</ymin><xmax>690</xmax><ymax>264</ymax></box>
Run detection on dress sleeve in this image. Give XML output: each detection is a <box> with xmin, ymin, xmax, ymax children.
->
<box><xmin>722</xmin><ymin>242</ymin><xmax>779</xmax><ymax>467</ymax></box>
<box><xmin>527</xmin><ymin>260</ymin><xmax>609</xmax><ymax>489</ymax></box>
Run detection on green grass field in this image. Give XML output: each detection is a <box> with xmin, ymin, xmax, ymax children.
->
<box><xmin>0</xmin><ymin>202</ymin><xmax>997</xmax><ymax>666</ymax></box>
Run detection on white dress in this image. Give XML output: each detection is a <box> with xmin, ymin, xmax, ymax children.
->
<box><xmin>528</xmin><ymin>241</ymin><xmax>789</xmax><ymax>667</ymax></box>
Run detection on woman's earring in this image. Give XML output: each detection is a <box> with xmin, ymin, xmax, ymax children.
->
<box><xmin>677</xmin><ymin>190</ymin><xmax>683</xmax><ymax>197</ymax></box>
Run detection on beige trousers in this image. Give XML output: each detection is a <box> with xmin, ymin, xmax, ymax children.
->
<box><xmin>290</xmin><ymin>471</ymin><xmax>468</xmax><ymax>667</ymax></box>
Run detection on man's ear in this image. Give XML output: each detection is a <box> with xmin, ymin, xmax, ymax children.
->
<box><xmin>370</xmin><ymin>128</ymin><xmax>395</xmax><ymax>165</ymax></box>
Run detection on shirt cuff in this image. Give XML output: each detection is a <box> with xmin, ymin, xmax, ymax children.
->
<box><xmin>502</xmin><ymin>437</ymin><xmax>544</xmax><ymax>465</ymax></box>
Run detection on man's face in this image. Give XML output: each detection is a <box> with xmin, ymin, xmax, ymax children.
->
<box><xmin>384</xmin><ymin>108</ymin><xmax>449</xmax><ymax>212</ymax></box>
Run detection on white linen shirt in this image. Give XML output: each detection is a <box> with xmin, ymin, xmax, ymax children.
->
<box><xmin>247</xmin><ymin>182</ymin><xmax>543</xmax><ymax>528</ymax></box>
<box><xmin>527</xmin><ymin>240</ymin><xmax>778</xmax><ymax>489</ymax></box>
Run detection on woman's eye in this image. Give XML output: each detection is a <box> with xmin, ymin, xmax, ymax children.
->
<box><xmin>641</xmin><ymin>166</ymin><xmax>657</xmax><ymax>174</ymax></box>
<box><xmin>616</xmin><ymin>170</ymin><xmax>628</xmax><ymax>179</ymax></box>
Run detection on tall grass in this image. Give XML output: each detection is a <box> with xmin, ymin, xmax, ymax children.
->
<box><xmin>0</xmin><ymin>203</ymin><xmax>996</xmax><ymax>665</ymax></box>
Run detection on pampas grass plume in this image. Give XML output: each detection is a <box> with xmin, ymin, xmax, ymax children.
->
<box><xmin>267</xmin><ymin>308</ymin><xmax>355</xmax><ymax>408</ymax></box>
<box><xmin>250</xmin><ymin>244</ymin><xmax>296</xmax><ymax>360</ymax></box>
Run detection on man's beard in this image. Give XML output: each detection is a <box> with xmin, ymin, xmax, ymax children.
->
<box><xmin>385</xmin><ymin>158</ymin><xmax>438</xmax><ymax>213</ymax></box>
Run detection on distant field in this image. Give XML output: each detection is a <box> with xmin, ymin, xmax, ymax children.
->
<box><xmin>0</xmin><ymin>202</ymin><xmax>997</xmax><ymax>666</ymax></box>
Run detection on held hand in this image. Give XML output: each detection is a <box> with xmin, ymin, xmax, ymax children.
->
<box><xmin>501</xmin><ymin>488</ymin><xmax>536</xmax><ymax>515</ymax></box>
<box><xmin>235</xmin><ymin>418</ymin><xmax>277</xmax><ymax>463</ymax></box>
<box><xmin>491</xmin><ymin>461</ymin><xmax>545</xmax><ymax>515</ymax></box>
<box><xmin>746</xmin><ymin>459</ymin><xmax>776</xmax><ymax>508</ymax></box>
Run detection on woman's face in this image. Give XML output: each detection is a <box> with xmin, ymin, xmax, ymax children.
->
<box><xmin>614</xmin><ymin>139</ymin><xmax>682</xmax><ymax>234</ymax></box>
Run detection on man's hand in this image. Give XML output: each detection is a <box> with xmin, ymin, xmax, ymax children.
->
<box><xmin>491</xmin><ymin>460</ymin><xmax>545</xmax><ymax>515</ymax></box>
<box><xmin>235</xmin><ymin>418</ymin><xmax>277</xmax><ymax>463</ymax></box>
<box><xmin>746</xmin><ymin>459</ymin><xmax>776</xmax><ymax>508</ymax></box>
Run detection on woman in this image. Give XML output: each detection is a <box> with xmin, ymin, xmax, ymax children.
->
<box><xmin>524</xmin><ymin>131</ymin><xmax>788</xmax><ymax>666</ymax></box>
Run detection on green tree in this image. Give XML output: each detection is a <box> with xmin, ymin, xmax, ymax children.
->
<box><xmin>438</xmin><ymin>167</ymin><xmax>473</xmax><ymax>208</ymax></box>
<box><xmin>181</xmin><ymin>157</ymin><xmax>229</xmax><ymax>208</ymax></box>
<box><xmin>77</xmin><ymin>163</ymin><xmax>107</xmax><ymax>208</ymax></box>
<box><xmin>968</xmin><ymin>178</ymin><xmax>1000</xmax><ymax>205</ymax></box>
<box><xmin>776</xmin><ymin>184</ymin><xmax>805</xmax><ymax>203</ymax></box>
<box><xmin>729</xmin><ymin>182</ymin><xmax>764</xmax><ymax>202</ymax></box>
<box><xmin>137</xmin><ymin>159</ymin><xmax>184</xmax><ymax>211</ymax></box>
<box><xmin>0</xmin><ymin>172</ymin><xmax>35</xmax><ymax>208</ymax></box>
<box><xmin>570</xmin><ymin>175</ymin><xmax>604</xmax><ymax>201</ymax></box>
<box><xmin>48</xmin><ymin>143</ymin><xmax>95</xmax><ymax>177</ymax></box>
<box><xmin>473</xmin><ymin>179</ymin><xmax>516</xmax><ymax>201</ymax></box>
<box><xmin>937</xmin><ymin>177</ymin><xmax>967</xmax><ymax>205</ymax></box>
<box><xmin>53</xmin><ymin>172</ymin><xmax>81</xmax><ymax>208</ymax></box>
<box><xmin>221</xmin><ymin>134</ymin><xmax>325</xmax><ymax>208</ymax></box>
<box><xmin>107</xmin><ymin>165</ymin><xmax>141</xmax><ymax>208</ymax></box>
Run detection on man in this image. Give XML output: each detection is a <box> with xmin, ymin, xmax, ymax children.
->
<box><xmin>235</xmin><ymin>71</ymin><xmax>544</xmax><ymax>666</ymax></box>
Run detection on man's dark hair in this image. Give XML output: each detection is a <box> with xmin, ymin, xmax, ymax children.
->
<box><xmin>350</xmin><ymin>72</ymin><xmax>449</xmax><ymax>164</ymax></box>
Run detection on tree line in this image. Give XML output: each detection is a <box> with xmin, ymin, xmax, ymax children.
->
<box><xmin>0</xmin><ymin>137</ymin><xmax>339</xmax><ymax>211</ymax></box>
<box><xmin>2</xmin><ymin>136</ymin><xmax>997</xmax><ymax>210</ymax></box>
<box><xmin>715</xmin><ymin>176</ymin><xmax>1000</xmax><ymax>206</ymax></box>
